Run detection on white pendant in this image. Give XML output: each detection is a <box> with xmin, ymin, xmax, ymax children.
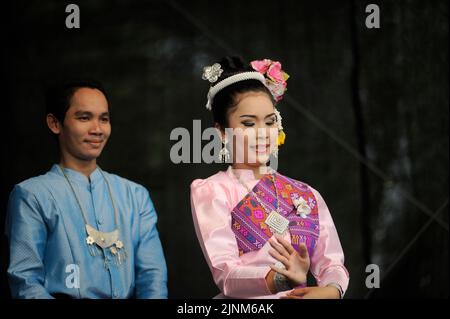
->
<box><xmin>265</xmin><ymin>210</ymin><xmax>290</xmax><ymax>234</ymax></box>
<box><xmin>86</xmin><ymin>225</ymin><xmax>127</xmax><ymax>265</ymax></box>
<box><xmin>86</xmin><ymin>224</ymin><xmax>119</xmax><ymax>249</ymax></box>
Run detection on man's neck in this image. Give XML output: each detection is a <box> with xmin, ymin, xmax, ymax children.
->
<box><xmin>59</xmin><ymin>157</ymin><xmax>97</xmax><ymax>179</ymax></box>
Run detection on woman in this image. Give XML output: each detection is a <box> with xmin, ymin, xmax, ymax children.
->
<box><xmin>190</xmin><ymin>57</ymin><xmax>349</xmax><ymax>299</ymax></box>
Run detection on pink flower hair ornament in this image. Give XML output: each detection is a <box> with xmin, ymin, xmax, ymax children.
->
<box><xmin>250</xmin><ymin>59</ymin><xmax>289</xmax><ymax>102</ymax></box>
<box><xmin>250</xmin><ymin>59</ymin><xmax>288</xmax><ymax>148</ymax></box>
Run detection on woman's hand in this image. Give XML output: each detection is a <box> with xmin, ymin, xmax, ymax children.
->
<box><xmin>280</xmin><ymin>286</ymin><xmax>341</xmax><ymax>299</ymax></box>
<box><xmin>268</xmin><ymin>234</ymin><xmax>310</xmax><ymax>288</ymax></box>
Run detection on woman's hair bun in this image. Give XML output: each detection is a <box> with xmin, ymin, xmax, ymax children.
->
<box><xmin>218</xmin><ymin>56</ymin><xmax>250</xmax><ymax>73</ymax></box>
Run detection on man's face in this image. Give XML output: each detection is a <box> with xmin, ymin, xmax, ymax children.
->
<box><xmin>58</xmin><ymin>87</ymin><xmax>111</xmax><ymax>162</ymax></box>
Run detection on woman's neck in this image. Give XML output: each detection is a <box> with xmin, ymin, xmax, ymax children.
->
<box><xmin>231</xmin><ymin>163</ymin><xmax>270</xmax><ymax>180</ymax></box>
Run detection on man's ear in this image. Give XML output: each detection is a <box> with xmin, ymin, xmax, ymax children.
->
<box><xmin>46</xmin><ymin>114</ymin><xmax>62</xmax><ymax>135</ymax></box>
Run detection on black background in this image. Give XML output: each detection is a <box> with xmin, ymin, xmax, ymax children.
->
<box><xmin>0</xmin><ymin>0</ymin><xmax>448</xmax><ymax>299</ymax></box>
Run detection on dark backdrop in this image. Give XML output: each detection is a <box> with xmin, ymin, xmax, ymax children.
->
<box><xmin>1</xmin><ymin>0</ymin><xmax>448</xmax><ymax>298</ymax></box>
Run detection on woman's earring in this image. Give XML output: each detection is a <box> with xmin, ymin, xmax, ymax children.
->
<box><xmin>219</xmin><ymin>137</ymin><xmax>230</xmax><ymax>163</ymax></box>
<box><xmin>271</xmin><ymin>144</ymin><xmax>279</xmax><ymax>158</ymax></box>
<box><xmin>272</xmin><ymin>129</ymin><xmax>285</xmax><ymax>158</ymax></box>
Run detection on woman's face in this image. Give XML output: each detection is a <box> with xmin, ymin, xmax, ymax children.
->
<box><xmin>223</xmin><ymin>91</ymin><xmax>278</xmax><ymax>167</ymax></box>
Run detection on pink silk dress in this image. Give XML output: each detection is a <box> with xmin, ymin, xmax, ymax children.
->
<box><xmin>190</xmin><ymin>166</ymin><xmax>349</xmax><ymax>298</ymax></box>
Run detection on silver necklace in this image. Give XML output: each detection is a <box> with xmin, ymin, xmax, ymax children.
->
<box><xmin>231</xmin><ymin>169</ymin><xmax>290</xmax><ymax>235</ymax></box>
<box><xmin>59</xmin><ymin>165</ymin><xmax>126</xmax><ymax>266</ymax></box>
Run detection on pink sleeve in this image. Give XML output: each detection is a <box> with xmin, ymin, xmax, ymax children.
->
<box><xmin>310</xmin><ymin>188</ymin><xmax>350</xmax><ymax>296</ymax></box>
<box><xmin>190</xmin><ymin>179</ymin><xmax>272</xmax><ymax>298</ymax></box>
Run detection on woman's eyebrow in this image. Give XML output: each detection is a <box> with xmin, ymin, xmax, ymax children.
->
<box><xmin>239</xmin><ymin>113</ymin><xmax>276</xmax><ymax>119</ymax></box>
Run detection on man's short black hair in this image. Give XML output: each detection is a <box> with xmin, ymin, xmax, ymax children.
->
<box><xmin>45</xmin><ymin>79</ymin><xmax>109</xmax><ymax>124</ymax></box>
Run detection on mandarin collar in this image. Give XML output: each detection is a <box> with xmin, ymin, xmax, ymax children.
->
<box><xmin>51</xmin><ymin>164</ymin><xmax>103</xmax><ymax>187</ymax></box>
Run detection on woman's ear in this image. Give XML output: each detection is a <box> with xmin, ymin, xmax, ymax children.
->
<box><xmin>214</xmin><ymin>123</ymin><xmax>225</xmax><ymax>140</ymax></box>
<box><xmin>46</xmin><ymin>114</ymin><xmax>62</xmax><ymax>135</ymax></box>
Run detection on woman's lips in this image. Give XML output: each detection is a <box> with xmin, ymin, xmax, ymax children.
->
<box><xmin>250</xmin><ymin>144</ymin><xmax>271</xmax><ymax>154</ymax></box>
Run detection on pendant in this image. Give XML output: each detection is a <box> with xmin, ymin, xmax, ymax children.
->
<box><xmin>85</xmin><ymin>224</ymin><xmax>127</xmax><ymax>265</ymax></box>
<box><xmin>265</xmin><ymin>210</ymin><xmax>289</xmax><ymax>234</ymax></box>
<box><xmin>109</xmin><ymin>241</ymin><xmax>126</xmax><ymax>265</ymax></box>
<box><xmin>86</xmin><ymin>224</ymin><xmax>119</xmax><ymax>248</ymax></box>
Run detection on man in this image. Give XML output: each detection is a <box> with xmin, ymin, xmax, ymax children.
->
<box><xmin>5</xmin><ymin>80</ymin><xmax>168</xmax><ymax>298</ymax></box>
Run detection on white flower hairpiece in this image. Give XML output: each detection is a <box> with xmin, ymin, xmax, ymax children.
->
<box><xmin>202</xmin><ymin>63</ymin><xmax>223</xmax><ymax>83</ymax></box>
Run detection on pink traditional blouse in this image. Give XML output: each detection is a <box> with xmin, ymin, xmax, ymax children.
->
<box><xmin>190</xmin><ymin>166</ymin><xmax>349</xmax><ymax>298</ymax></box>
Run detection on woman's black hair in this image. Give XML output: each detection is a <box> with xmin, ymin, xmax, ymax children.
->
<box><xmin>45</xmin><ymin>79</ymin><xmax>109</xmax><ymax>124</ymax></box>
<box><xmin>210</xmin><ymin>56</ymin><xmax>274</xmax><ymax>129</ymax></box>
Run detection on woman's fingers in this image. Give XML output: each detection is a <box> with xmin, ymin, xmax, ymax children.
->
<box><xmin>268</xmin><ymin>249</ymin><xmax>289</xmax><ymax>267</ymax></box>
<box><xmin>288</xmin><ymin>287</ymin><xmax>310</xmax><ymax>296</ymax></box>
<box><xmin>298</xmin><ymin>243</ymin><xmax>309</xmax><ymax>259</ymax></box>
<box><xmin>281</xmin><ymin>287</ymin><xmax>310</xmax><ymax>299</ymax></box>
<box><xmin>269</xmin><ymin>238</ymin><xmax>290</xmax><ymax>259</ymax></box>
<box><xmin>269</xmin><ymin>264</ymin><xmax>290</xmax><ymax>277</ymax></box>
<box><xmin>274</xmin><ymin>234</ymin><xmax>295</xmax><ymax>255</ymax></box>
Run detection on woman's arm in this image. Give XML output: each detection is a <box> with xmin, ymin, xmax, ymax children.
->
<box><xmin>191</xmin><ymin>179</ymin><xmax>273</xmax><ymax>298</ymax></box>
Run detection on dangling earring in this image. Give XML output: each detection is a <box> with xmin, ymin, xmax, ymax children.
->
<box><xmin>272</xmin><ymin>129</ymin><xmax>285</xmax><ymax>158</ymax></box>
<box><xmin>219</xmin><ymin>137</ymin><xmax>230</xmax><ymax>163</ymax></box>
<box><xmin>272</xmin><ymin>109</ymin><xmax>286</xmax><ymax>159</ymax></box>
<box><xmin>272</xmin><ymin>144</ymin><xmax>279</xmax><ymax>158</ymax></box>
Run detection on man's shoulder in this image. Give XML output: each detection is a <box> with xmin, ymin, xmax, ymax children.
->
<box><xmin>13</xmin><ymin>168</ymin><xmax>60</xmax><ymax>195</ymax></box>
<box><xmin>101</xmin><ymin>170</ymin><xmax>149</xmax><ymax>194</ymax></box>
